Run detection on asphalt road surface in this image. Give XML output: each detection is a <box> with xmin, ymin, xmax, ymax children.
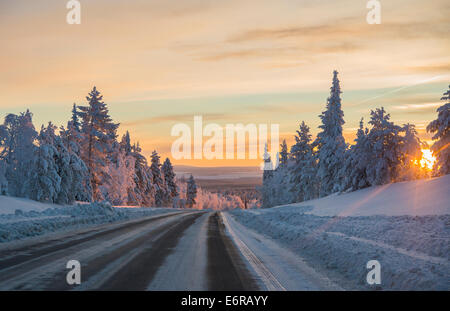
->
<box><xmin>0</xmin><ymin>211</ymin><xmax>260</xmax><ymax>291</ymax></box>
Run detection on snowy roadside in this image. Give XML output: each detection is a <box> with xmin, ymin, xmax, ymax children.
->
<box><xmin>221</xmin><ymin>212</ymin><xmax>342</xmax><ymax>291</ymax></box>
<box><xmin>0</xmin><ymin>198</ymin><xmax>180</xmax><ymax>243</ymax></box>
<box><xmin>228</xmin><ymin>209</ymin><xmax>449</xmax><ymax>290</ymax></box>
<box><xmin>228</xmin><ymin>176</ymin><xmax>450</xmax><ymax>290</ymax></box>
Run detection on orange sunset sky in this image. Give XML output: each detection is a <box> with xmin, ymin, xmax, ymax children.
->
<box><xmin>0</xmin><ymin>0</ymin><xmax>449</xmax><ymax>167</ymax></box>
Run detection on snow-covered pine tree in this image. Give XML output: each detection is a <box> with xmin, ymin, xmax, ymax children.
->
<box><xmin>60</xmin><ymin>106</ymin><xmax>92</xmax><ymax>203</ymax></box>
<box><xmin>25</xmin><ymin>124</ymin><xmax>61</xmax><ymax>202</ymax></box>
<box><xmin>186</xmin><ymin>175</ymin><xmax>197</xmax><ymax>208</ymax></box>
<box><xmin>262</xmin><ymin>143</ymin><xmax>273</xmax><ymax>180</ymax></box>
<box><xmin>151</xmin><ymin>150</ymin><xmax>168</xmax><ymax>206</ymax></box>
<box><xmin>129</xmin><ymin>142</ymin><xmax>154</xmax><ymax>206</ymax></box>
<box><xmin>314</xmin><ymin>70</ymin><xmax>346</xmax><ymax>197</ymax></box>
<box><xmin>290</xmin><ymin>121</ymin><xmax>318</xmax><ymax>202</ymax></box>
<box><xmin>427</xmin><ymin>85</ymin><xmax>450</xmax><ymax>176</ymax></box>
<box><xmin>69</xmin><ymin>151</ymin><xmax>92</xmax><ymax>203</ymax></box>
<box><xmin>0</xmin><ymin>125</ymin><xmax>9</xmax><ymax>195</ymax></box>
<box><xmin>40</xmin><ymin>122</ymin><xmax>74</xmax><ymax>204</ymax></box>
<box><xmin>121</xmin><ymin>131</ymin><xmax>132</xmax><ymax>154</ymax></box>
<box><xmin>340</xmin><ymin>118</ymin><xmax>371</xmax><ymax>191</ymax></box>
<box><xmin>78</xmin><ymin>87</ymin><xmax>119</xmax><ymax>201</ymax></box>
<box><xmin>162</xmin><ymin>157</ymin><xmax>178</xmax><ymax>203</ymax></box>
<box><xmin>261</xmin><ymin>143</ymin><xmax>274</xmax><ymax>208</ymax></box>
<box><xmin>260</xmin><ymin>140</ymin><xmax>295</xmax><ymax>207</ymax></box>
<box><xmin>102</xmin><ymin>139</ymin><xmax>136</xmax><ymax>205</ymax></box>
<box><xmin>61</xmin><ymin>104</ymin><xmax>83</xmax><ymax>154</ymax></box>
<box><xmin>0</xmin><ymin>158</ymin><xmax>8</xmax><ymax>195</ymax></box>
<box><xmin>366</xmin><ymin>107</ymin><xmax>404</xmax><ymax>185</ymax></box>
<box><xmin>0</xmin><ymin>110</ymin><xmax>38</xmax><ymax>197</ymax></box>
<box><xmin>279</xmin><ymin>140</ymin><xmax>289</xmax><ymax>168</ymax></box>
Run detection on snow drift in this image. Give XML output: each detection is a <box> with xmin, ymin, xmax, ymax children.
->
<box><xmin>229</xmin><ymin>175</ymin><xmax>450</xmax><ymax>290</ymax></box>
<box><xmin>275</xmin><ymin>174</ymin><xmax>450</xmax><ymax>217</ymax></box>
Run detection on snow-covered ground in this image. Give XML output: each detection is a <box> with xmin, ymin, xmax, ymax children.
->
<box><xmin>272</xmin><ymin>174</ymin><xmax>450</xmax><ymax>217</ymax></box>
<box><xmin>228</xmin><ymin>175</ymin><xmax>450</xmax><ymax>290</ymax></box>
<box><xmin>0</xmin><ymin>196</ymin><xmax>65</xmax><ymax>215</ymax></box>
<box><xmin>0</xmin><ymin>196</ymin><xmax>178</xmax><ymax>243</ymax></box>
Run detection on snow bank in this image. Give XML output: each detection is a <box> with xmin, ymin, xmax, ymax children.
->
<box><xmin>276</xmin><ymin>174</ymin><xmax>450</xmax><ymax>217</ymax></box>
<box><xmin>0</xmin><ymin>200</ymin><xmax>177</xmax><ymax>243</ymax></box>
<box><xmin>0</xmin><ymin>195</ymin><xmax>64</xmax><ymax>215</ymax></box>
<box><xmin>229</xmin><ymin>175</ymin><xmax>450</xmax><ymax>290</ymax></box>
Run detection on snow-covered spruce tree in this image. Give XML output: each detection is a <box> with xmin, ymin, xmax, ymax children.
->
<box><xmin>78</xmin><ymin>87</ymin><xmax>119</xmax><ymax>201</ymax></box>
<box><xmin>162</xmin><ymin>157</ymin><xmax>178</xmax><ymax>204</ymax></box>
<box><xmin>427</xmin><ymin>85</ymin><xmax>450</xmax><ymax>176</ymax></box>
<box><xmin>260</xmin><ymin>140</ymin><xmax>295</xmax><ymax>208</ymax></box>
<box><xmin>340</xmin><ymin>118</ymin><xmax>371</xmax><ymax>191</ymax></box>
<box><xmin>151</xmin><ymin>150</ymin><xmax>168</xmax><ymax>206</ymax></box>
<box><xmin>0</xmin><ymin>158</ymin><xmax>8</xmax><ymax>195</ymax></box>
<box><xmin>366</xmin><ymin>107</ymin><xmax>404</xmax><ymax>185</ymax></box>
<box><xmin>101</xmin><ymin>139</ymin><xmax>136</xmax><ymax>205</ymax></box>
<box><xmin>314</xmin><ymin>70</ymin><xmax>346</xmax><ymax>197</ymax></box>
<box><xmin>128</xmin><ymin>142</ymin><xmax>154</xmax><ymax>206</ymax></box>
<box><xmin>61</xmin><ymin>104</ymin><xmax>83</xmax><ymax>154</ymax></box>
<box><xmin>121</xmin><ymin>131</ymin><xmax>132</xmax><ymax>154</ymax></box>
<box><xmin>40</xmin><ymin>122</ymin><xmax>73</xmax><ymax>204</ymax></box>
<box><xmin>262</xmin><ymin>143</ymin><xmax>273</xmax><ymax>181</ymax></box>
<box><xmin>279</xmin><ymin>140</ymin><xmax>289</xmax><ymax>168</ymax></box>
<box><xmin>290</xmin><ymin>121</ymin><xmax>318</xmax><ymax>202</ymax></box>
<box><xmin>186</xmin><ymin>175</ymin><xmax>197</xmax><ymax>208</ymax></box>
<box><xmin>261</xmin><ymin>143</ymin><xmax>274</xmax><ymax>208</ymax></box>
<box><xmin>24</xmin><ymin>124</ymin><xmax>61</xmax><ymax>202</ymax></box>
<box><xmin>0</xmin><ymin>126</ymin><xmax>9</xmax><ymax>195</ymax></box>
<box><xmin>69</xmin><ymin>150</ymin><xmax>92</xmax><ymax>202</ymax></box>
<box><xmin>0</xmin><ymin>110</ymin><xmax>38</xmax><ymax>197</ymax></box>
<box><xmin>60</xmin><ymin>107</ymin><xmax>92</xmax><ymax>203</ymax></box>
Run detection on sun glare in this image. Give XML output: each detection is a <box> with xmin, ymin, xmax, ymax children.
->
<box><xmin>420</xmin><ymin>149</ymin><xmax>436</xmax><ymax>170</ymax></box>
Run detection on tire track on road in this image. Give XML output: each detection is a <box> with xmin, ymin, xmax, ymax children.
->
<box><xmin>207</xmin><ymin>212</ymin><xmax>259</xmax><ymax>291</ymax></box>
<box><xmin>0</xmin><ymin>212</ymin><xmax>191</xmax><ymax>289</ymax></box>
<box><xmin>97</xmin><ymin>212</ymin><xmax>204</xmax><ymax>291</ymax></box>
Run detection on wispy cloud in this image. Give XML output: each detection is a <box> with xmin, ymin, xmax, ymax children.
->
<box><xmin>121</xmin><ymin>113</ymin><xmax>228</xmax><ymax>127</ymax></box>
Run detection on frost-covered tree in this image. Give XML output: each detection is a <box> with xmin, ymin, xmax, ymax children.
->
<box><xmin>340</xmin><ymin>119</ymin><xmax>371</xmax><ymax>191</ymax></box>
<box><xmin>314</xmin><ymin>70</ymin><xmax>346</xmax><ymax>197</ymax></box>
<box><xmin>366</xmin><ymin>107</ymin><xmax>404</xmax><ymax>185</ymax></box>
<box><xmin>0</xmin><ymin>110</ymin><xmax>37</xmax><ymax>197</ymax></box>
<box><xmin>61</xmin><ymin>104</ymin><xmax>83</xmax><ymax>154</ymax></box>
<box><xmin>0</xmin><ymin>126</ymin><xmax>9</xmax><ymax>195</ymax></box>
<box><xmin>24</xmin><ymin>125</ymin><xmax>61</xmax><ymax>202</ymax></box>
<box><xmin>261</xmin><ymin>144</ymin><xmax>274</xmax><ymax>208</ymax></box>
<box><xmin>162</xmin><ymin>157</ymin><xmax>178</xmax><ymax>203</ymax></box>
<box><xmin>279</xmin><ymin>140</ymin><xmax>289</xmax><ymax>168</ymax></box>
<box><xmin>69</xmin><ymin>151</ymin><xmax>92</xmax><ymax>203</ymax></box>
<box><xmin>121</xmin><ymin>131</ymin><xmax>132</xmax><ymax>154</ymax></box>
<box><xmin>186</xmin><ymin>175</ymin><xmax>197</xmax><ymax>208</ymax></box>
<box><xmin>102</xmin><ymin>140</ymin><xmax>136</xmax><ymax>205</ymax></box>
<box><xmin>262</xmin><ymin>143</ymin><xmax>273</xmax><ymax>181</ymax></box>
<box><xmin>129</xmin><ymin>143</ymin><xmax>154</xmax><ymax>206</ymax></box>
<box><xmin>260</xmin><ymin>140</ymin><xmax>295</xmax><ymax>208</ymax></box>
<box><xmin>151</xmin><ymin>150</ymin><xmax>168</xmax><ymax>206</ymax></box>
<box><xmin>427</xmin><ymin>86</ymin><xmax>450</xmax><ymax>175</ymax></box>
<box><xmin>290</xmin><ymin>121</ymin><xmax>318</xmax><ymax>202</ymax></box>
<box><xmin>78</xmin><ymin>87</ymin><xmax>119</xmax><ymax>200</ymax></box>
<box><xmin>0</xmin><ymin>159</ymin><xmax>8</xmax><ymax>195</ymax></box>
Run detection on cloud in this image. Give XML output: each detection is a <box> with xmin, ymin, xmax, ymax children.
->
<box><xmin>121</xmin><ymin>113</ymin><xmax>229</xmax><ymax>127</ymax></box>
<box><xmin>392</xmin><ymin>102</ymin><xmax>442</xmax><ymax>115</ymax></box>
<box><xmin>226</xmin><ymin>21</ymin><xmax>450</xmax><ymax>43</ymax></box>
<box><xmin>406</xmin><ymin>64</ymin><xmax>450</xmax><ymax>74</ymax></box>
<box><xmin>196</xmin><ymin>42</ymin><xmax>362</xmax><ymax>62</ymax></box>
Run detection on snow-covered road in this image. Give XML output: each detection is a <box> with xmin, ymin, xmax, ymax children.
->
<box><xmin>0</xmin><ymin>210</ymin><xmax>336</xmax><ymax>291</ymax></box>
